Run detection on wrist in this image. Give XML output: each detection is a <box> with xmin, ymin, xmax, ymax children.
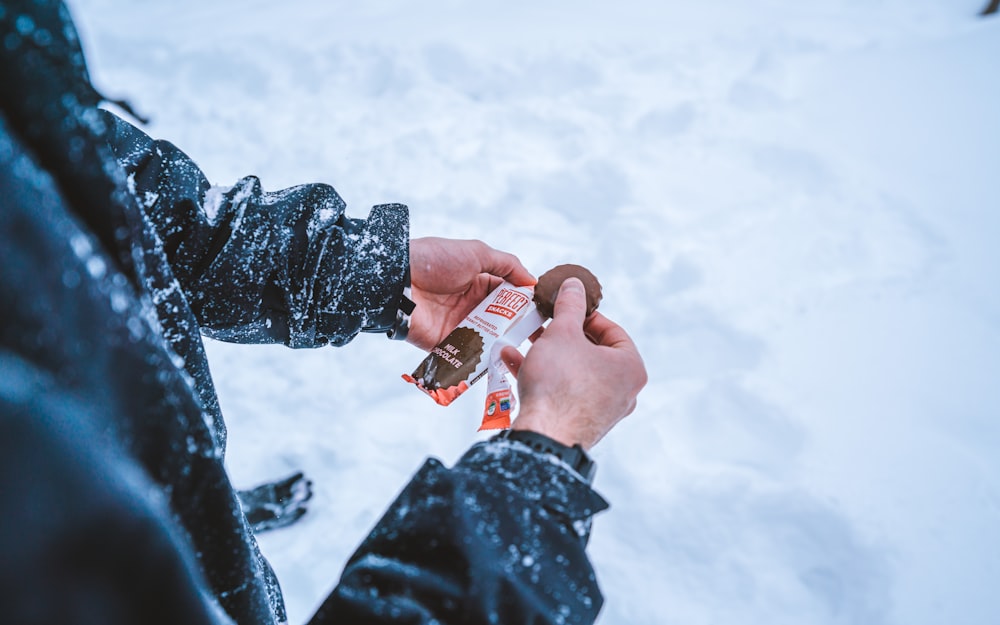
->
<box><xmin>511</xmin><ymin>410</ymin><xmax>595</xmax><ymax>450</ymax></box>
<box><xmin>495</xmin><ymin>428</ymin><xmax>597</xmax><ymax>484</ymax></box>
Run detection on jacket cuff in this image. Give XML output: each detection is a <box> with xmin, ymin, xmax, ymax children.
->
<box><xmin>314</xmin><ymin>203</ymin><xmax>409</xmax><ymax>343</ymax></box>
<box><xmin>454</xmin><ymin>438</ymin><xmax>610</xmax><ymax>539</ymax></box>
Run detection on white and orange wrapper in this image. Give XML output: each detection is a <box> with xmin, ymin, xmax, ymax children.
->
<box><xmin>402</xmin><ymin>281</ymin><xmax>545</xmax><ymax>430</ymax></box>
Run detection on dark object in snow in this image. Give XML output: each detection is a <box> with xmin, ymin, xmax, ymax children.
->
<box><xmin>238</xmin><ymin>472</ymin><xmax>314</xmax><ymax>533</ymax></box>
<box><xmin>0</xmin><ymin>2</ymin><xmax>610</xmax><ymax>624</ymax></box>
<box><xmin>983</xmin><ymin>0</ymin><xmax>999</xmax><ymax>15</ymax></box>
<box><xmin>533</xmin><ymin>264</ymin><xmax>603</xmax><ymax>318</ymax></box>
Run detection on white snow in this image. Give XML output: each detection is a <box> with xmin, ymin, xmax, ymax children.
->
<box><xmin>72</xmin><ymin>1</ymin><xmax>1000</xmax><ymax>623</ymax></box>
<box><xmin>202</xmin><ymin>185</ymin><xmax>231</xmax><ymax>225</ymax></box>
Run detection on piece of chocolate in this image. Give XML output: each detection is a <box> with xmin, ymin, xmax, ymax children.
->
<box><xmin>533</xmin><ymin>264</ymin><xmax>602</xmax><ymax>318</ymax></box>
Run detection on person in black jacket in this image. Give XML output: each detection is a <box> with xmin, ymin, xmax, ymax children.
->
<box><xmin>0</xmin><ymin>1</ymin><xmax>647</xmax><ymax>624</ymax></box>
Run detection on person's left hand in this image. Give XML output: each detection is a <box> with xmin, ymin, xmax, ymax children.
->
<box><xmin>406</xmin><ymin>237</ymin><xmax>536</xmax><ymax>351</ymax></box>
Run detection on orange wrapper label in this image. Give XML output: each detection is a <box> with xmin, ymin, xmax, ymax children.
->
<box><xmin>479</xmin><ymin>341</ymin><xmax>516</xmax><ymax>430</ymax></box>
<box><xmin>403</xmin><ymin>282</ymin><xmax>545</xmax><ymax>429</ymax></box>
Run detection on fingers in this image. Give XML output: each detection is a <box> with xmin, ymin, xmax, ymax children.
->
<box><xmin>500</xmin><ymin>345</ymin><xmax>524</xmax><ymax>378</ymax></box>
<box><xmin>584</xmin><ymin>311</ymin><xmax>638</xmax><ymax>350</ymax></box>
<box><xmin>583</xmin><ymin>312</ymin><xmax>648</xmax><ymax>393</ymax></box>
<box><xmin>475</xmin><ymin>242</ymin><xmax>536</xmax><ymax>287</ymax></box>
<box><xmin>478</xmin><ymin>273</ymin><xmax>506</xmax><ymax>298</ymax></box>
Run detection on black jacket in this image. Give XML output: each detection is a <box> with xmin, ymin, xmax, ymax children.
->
<box><xmin>0</xmin><ymin>2</ymin><xmax>608</xmax><ymax>624</ymax></box>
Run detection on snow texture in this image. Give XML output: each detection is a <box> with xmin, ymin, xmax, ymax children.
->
<box><xmin>71</xmin><ymin>1</ymin><xmax>1000</xmax><ymax>623</ymax></box>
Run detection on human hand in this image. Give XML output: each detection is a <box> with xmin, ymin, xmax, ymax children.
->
<box><xmin>407</xmin><ymin>237</ymin><xmax>535</xmax><ymax>351</ymax></box>
<box><xmin>500</xmin><ymin>278</ymin><xmax>646</xmax><ymax>450</ymax></box>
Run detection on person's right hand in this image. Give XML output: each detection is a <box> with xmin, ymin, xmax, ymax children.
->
<box><xmin>500</xmin><ymin>277</ymin><xmax>647</xmax><ymax>450</ymax></box>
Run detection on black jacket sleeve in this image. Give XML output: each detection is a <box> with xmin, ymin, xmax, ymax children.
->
<box><xmin>310</xmin><ymin>439</ymin><xmax>610</xmax><ymax>625</ymax></box>
<box><xmin>0</xmin><ymin>383</ymin><xmax>225</xmax><ymax>625</ymax></box>
<box><xmin>100</xmin><ymin>110</ymin><xmax>409</xmax><ymax>348</ymax></box>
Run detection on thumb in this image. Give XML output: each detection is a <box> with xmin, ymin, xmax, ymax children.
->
<box><xmin>549</xmin><ymin>277</ymin><xmax>587</xmax><ymax>330</ymax></box>
<box><xmin>477</xmin><ymin>245</ymin><xmax>537</xmax><ymax>287</ymax></box>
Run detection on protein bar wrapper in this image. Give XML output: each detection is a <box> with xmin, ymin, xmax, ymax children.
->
<box><xmin>402</xmin><ymin>282</ymin><xmax>545</xmax><ymax>425</ymax></box>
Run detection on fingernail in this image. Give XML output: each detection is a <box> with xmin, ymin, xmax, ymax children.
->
<box><xmin>561</xmin><ymin>277</ymin><xmax>584</xmax><ymax>293</ymax></box>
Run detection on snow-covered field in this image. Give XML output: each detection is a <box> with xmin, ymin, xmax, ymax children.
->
<box><xmin>72</xmin><ymin>1</ymin><xmax>999</xmax><ymax>623</ymax></box>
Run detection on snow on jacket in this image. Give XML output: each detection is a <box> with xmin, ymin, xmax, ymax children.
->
<box><xmin>0</xmin><ymin>1</ymin><xmax>609</xmax><ymax>624</ymax></box>
<box><xmin>99</xmin><ymin>109</ymin><xmax>410</xmax><ymax>454</ymax></box>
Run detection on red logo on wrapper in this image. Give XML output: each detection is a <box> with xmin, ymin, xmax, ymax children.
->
<box><xmin>485</xmin><ymin>288</ymin><xmax>530</xmax><ymax>320</ymax></box>
<box><xmin>481</xmin><ymin>388</ymin><xmax>513</xmax><ymax>431</ymax></box>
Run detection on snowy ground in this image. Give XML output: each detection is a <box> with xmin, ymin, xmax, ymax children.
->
<box><xmin>72</xmin><ymin>1</ymin><xmax>1000</xmax><ymax>623</ymax></box>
